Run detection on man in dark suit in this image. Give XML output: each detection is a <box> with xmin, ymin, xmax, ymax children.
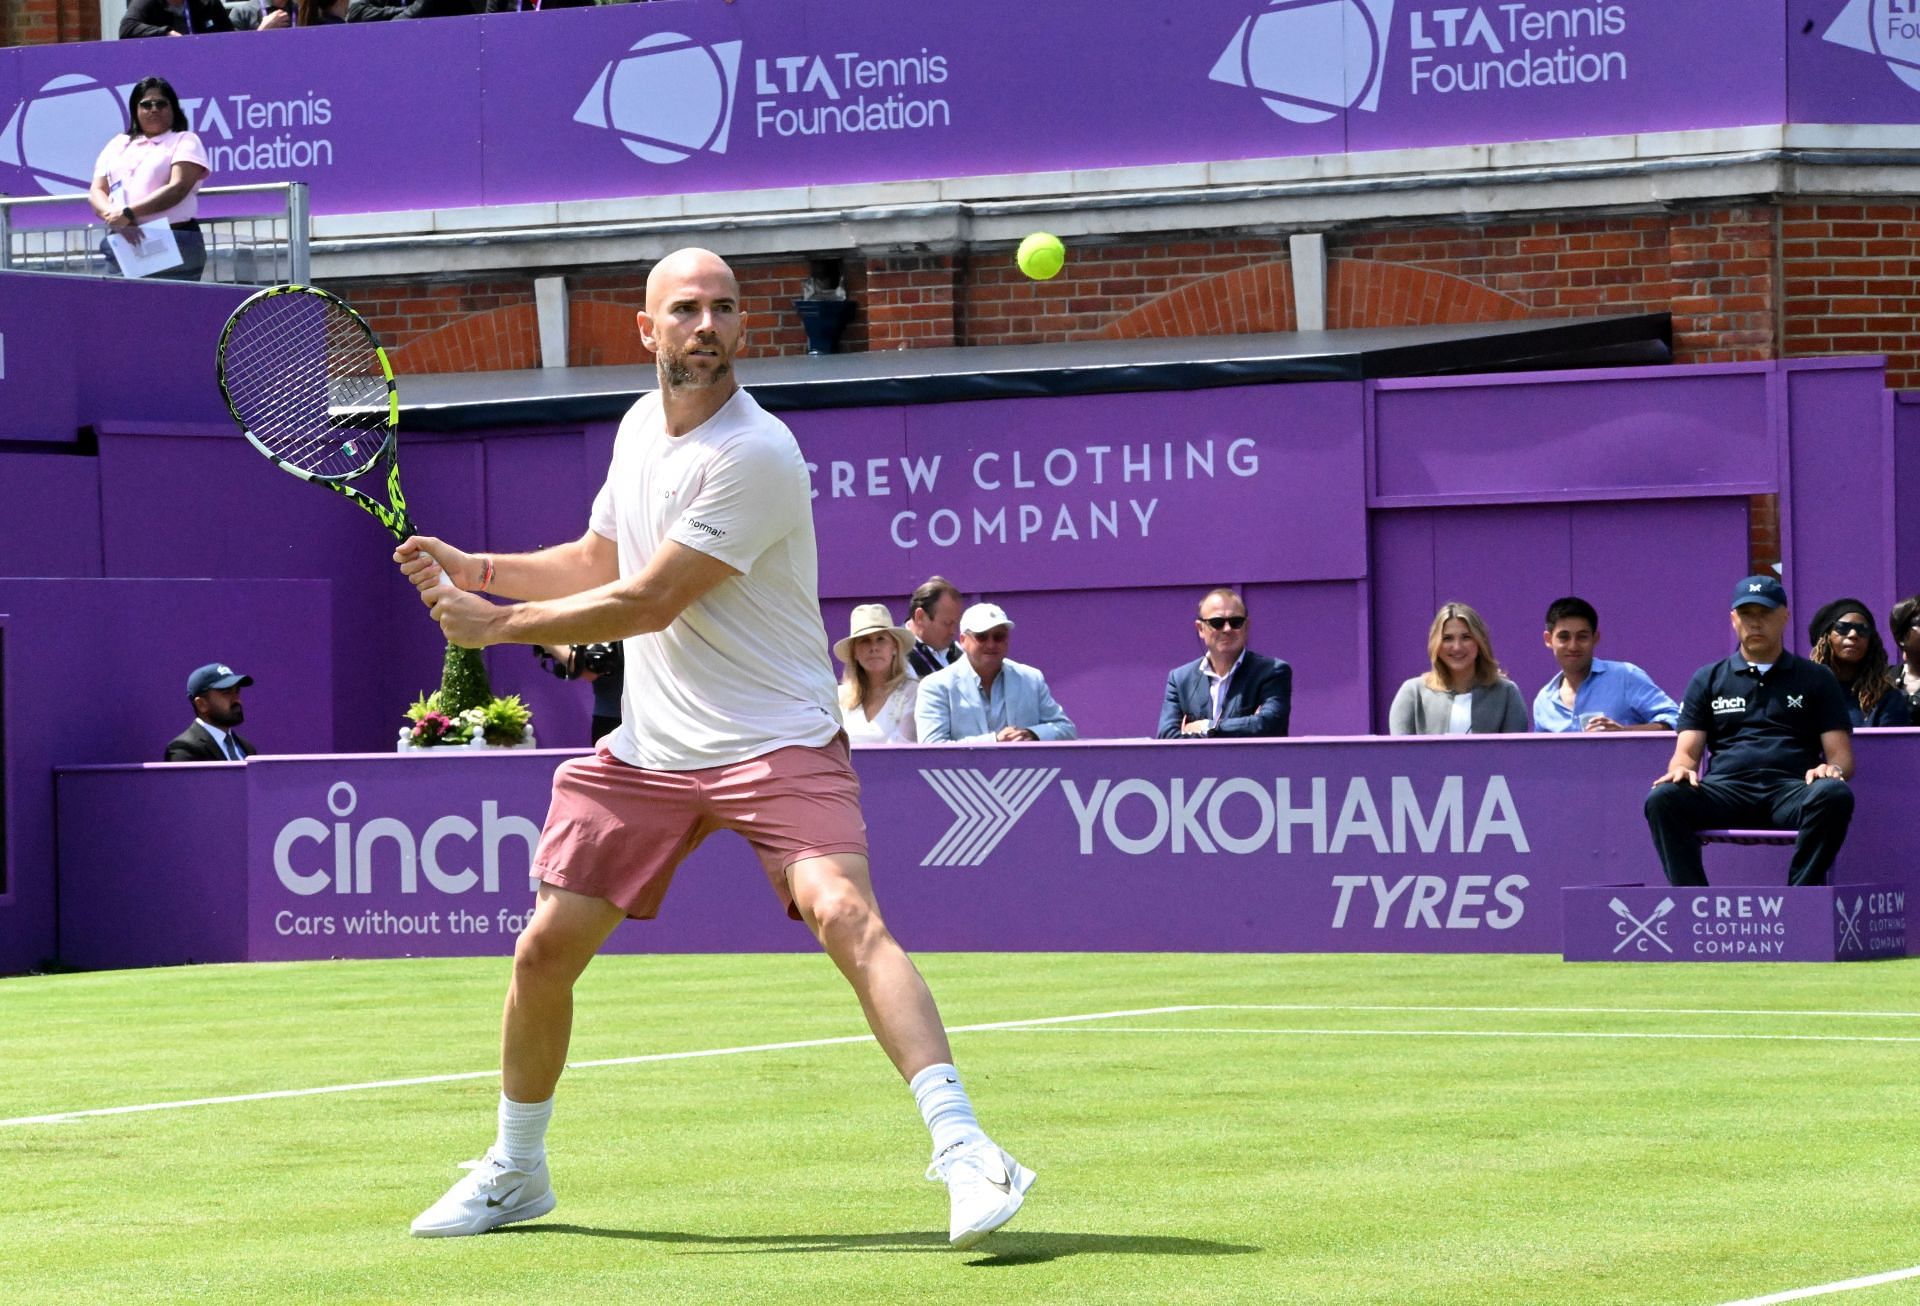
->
<box><xmin>1155</xmin><ymin>588</ymin><xmax>1292</xmax><ymax>738</ymax></box>
<box><xmin>164</xmin><ymin>663</ymin><xmax>258</xmax><ymax>761</ymax></box>
<box><xmin>904</xmin><ymin>575</ymin><xmax>965</xmax><ymax>680</ymax></box>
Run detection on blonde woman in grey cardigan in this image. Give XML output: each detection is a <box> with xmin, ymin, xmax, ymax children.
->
<box><xmin>1388</xmin><ymin>602</ymin><xmax>1529</xmax><ymax>735</ymax></box>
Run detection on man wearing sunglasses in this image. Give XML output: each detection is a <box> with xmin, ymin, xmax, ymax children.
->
<box><xmin>1155</xmin><ymin>588</ymin><xmax>1293</xmax><ymax>739</ymax></box>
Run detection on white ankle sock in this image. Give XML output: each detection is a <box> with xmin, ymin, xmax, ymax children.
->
<box><xmin>495</xmin><ymin>1092</ymin><xmax>553</xmax><ymax>1168</ymax></box>
<box><xmin>910</xmin><ymin>1062</ymin><xmax>985</xmax><ymax>1156</ymax></box>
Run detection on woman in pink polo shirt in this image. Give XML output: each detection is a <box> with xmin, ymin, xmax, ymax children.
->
<box><xmin>88</xmin><ymin>76</ymin><xmax>211</xmax><ymax>282</ymax></box>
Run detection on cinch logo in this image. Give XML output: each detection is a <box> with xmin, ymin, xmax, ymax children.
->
<box><xmin>919</xmin><ymin>768</ymin><xmax>1059</xmax><ymax>867</ymax></box>
<box><xmin>0</xmin><ymin>74</ymin><xmax>131</xmax><ymax>194</ymax></box>
<box><xmin>1711</xmin><ymin>695</ymin><xmax>1746</xmax><ymax>712</ymax></box>
<box><xmin>1825</xmin><ymin>0</ymin><xmax>1920</xmax><ymax>95</ymax></box>
<box><xmin>272</xmin><ymin>782</ymin><xmax>540</xmax><ymax>896</ymax></box>
<box><xmin>575</xmin><ymin>32</ymin><xmax>743</xmax><ymax>164</ymax></box>
<box><xmin>1209</xmin><ymin>0</ymin><xmax>1395</xmax><ymax>124</ymax></box>
<box><xmin>1610</xmin><ymin>896</ymin><xmax>1675</xmax><ymax>954</ymax></box>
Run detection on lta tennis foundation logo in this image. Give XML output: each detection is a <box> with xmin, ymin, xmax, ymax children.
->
<box><xmin>918</xmin><ymin>768</ymin><xmax>1060</xmax><ymax>868</ymax></box>
<box><xmin>0</xmin><ymin>74</ymin><xmax>128</xmax><ymax>194</ymax></box>
<box><xmin>1209</xmin><ymin>0</ymin><xmax>1395</xmax><ymax>124</ymax></box>
<box><xmin>575</xmin><ymin>32</ymin><xmax>744</xmax><ymax>164</ymax></box>
<box><xmin>1824</xmin><ymin>0</ymin><xmax>1920</xmax><ymax>94</ymax></box>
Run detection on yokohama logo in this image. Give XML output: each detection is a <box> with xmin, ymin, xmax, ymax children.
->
<box><xmin>918</xmin><ymin>768</ymin><xmax>1059</xmax><ymax>867</ymax></box>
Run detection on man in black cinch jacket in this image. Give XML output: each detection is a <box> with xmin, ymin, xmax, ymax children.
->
<box><xmin>1644</xmin><ymin>575</ymin><xmax>1855</xmax><ymax>887</ymax></box>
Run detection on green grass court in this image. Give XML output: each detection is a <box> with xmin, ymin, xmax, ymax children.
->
<box><xmin>5</xmin><ymin>952</ymin><xmax>1919</xmax><ymax>1304</ymax></box>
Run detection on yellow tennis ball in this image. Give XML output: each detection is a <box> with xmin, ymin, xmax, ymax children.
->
<box><xmin>1016</xmin><ymin>232</ymin><xmax>1066</xmax><ymax>280</ymax></box>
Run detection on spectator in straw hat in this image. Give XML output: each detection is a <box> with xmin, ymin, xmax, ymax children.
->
<box><xmin>835</xmin><ymin>604</ymin><xmax>921</xmax><ymax>745</ymax></box>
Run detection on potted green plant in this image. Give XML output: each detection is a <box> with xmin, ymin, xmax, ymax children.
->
<box><xmin>399</xmin><ymin>645</ymin><xmax>536</xmax><ymax>751</ymax></box>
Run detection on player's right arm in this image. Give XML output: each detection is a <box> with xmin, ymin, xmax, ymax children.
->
<box><xmin>395</xmin><ymin>529</ymin><xmax>617</xmax><ymax>602</ymax></box>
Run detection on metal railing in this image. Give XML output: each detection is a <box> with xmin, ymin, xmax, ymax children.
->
<box><xmin>0</xmin><ymin>182</ymin><xmax>309</xmax><ymax>285</ymax></box>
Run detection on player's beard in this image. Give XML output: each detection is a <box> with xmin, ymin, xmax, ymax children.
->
<box><xmin>211</xmin><ymin>702</ymin><xmax>244</xmax><ymax>728</ymax></box>
<box><xmin>662</xmin><ymin>340</ymin><xmax>732</xmax><ymax>390</ymax></box>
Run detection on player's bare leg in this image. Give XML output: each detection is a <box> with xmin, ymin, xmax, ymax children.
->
<box><xmin>411</xmin><ymin>883</ymin><xmax>623</xmax><ymax>1238</ymax></box>
<box><xmin>788</xmin><ymin>853</ymin><xmax>1035</xmax><ymax>1248</ymax></box>
<box><xmin>501</xmin><ymin>883</ymin><xmax>626</xmax><ymax>1101</ymax></box>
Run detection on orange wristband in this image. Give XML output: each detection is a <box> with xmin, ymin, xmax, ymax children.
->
<box><xmin>478</xmin><ymin>555</ymin><xmax>495</xmax><ymax>592</ymax></box>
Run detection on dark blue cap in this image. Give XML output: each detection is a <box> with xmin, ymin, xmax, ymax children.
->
<box><xmin>186</xmin><ymin>663</ymin><xmax>253</xmax><ymax>698</ymax></box>
<box><xmin>1730</xmin><ymin>576</ymin><xmax>1787</xmax><ymax>611</ymax></box>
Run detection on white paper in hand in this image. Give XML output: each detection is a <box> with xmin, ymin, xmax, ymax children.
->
<box><xmin>107</xmin><ymin>219</ymin><xmax>184</xmax><ymax>278</ymax></box>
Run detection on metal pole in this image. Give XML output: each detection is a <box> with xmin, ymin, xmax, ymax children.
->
<box><xmin>288</xmin><ymin>182</ymin><xmax>310</xmax><ymax>285</ymax></box>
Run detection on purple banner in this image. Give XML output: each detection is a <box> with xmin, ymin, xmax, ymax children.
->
<box><xmin>1563</xmin><ymin>883</ymin><xmax>1908</xmax><ymax>962</ymax></box>
<box><xmin>1791</xmin><ymin>0</ymin><xmax>1920</xmax><ymax>125</ymax></box>
<box><xmin>43</xmin><ymin>731</ymin><xmax>1918</xmax><ymax>969</ymax></box>
<box><xmin>796</xmin><ymin>384</ymin><xmax>1365</xmax><ymax>598</ymax></box>
<box><xmin>0</xmin><ymin>2</ymin><xmax>1824</xmax><ymax>220</ymax></box>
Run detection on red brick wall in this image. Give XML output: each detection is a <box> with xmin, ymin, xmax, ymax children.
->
<box><xmin>4</xmin><ymin>0</ymin><xmax>98</xmax><ymax>44</ymax></box>
<box><xmin>1781</xmin><ymin>201</ymin><xmax>1920</xmax><ymax>391</ymax></box>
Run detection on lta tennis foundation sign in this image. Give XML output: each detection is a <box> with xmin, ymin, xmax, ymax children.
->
<box><xmin>1561</xmin><ymin>885</ymin><xmax>1909</xmax><ymax>962</ymax></box>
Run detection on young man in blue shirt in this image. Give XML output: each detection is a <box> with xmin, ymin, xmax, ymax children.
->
<box><xmin>1643</xmin><ymin>576</ymin><xmax>1854</xmax><ymax>887</ymax></box>
<box><xmin>1532</xmin><ymin>596</ymin><xmax>1680</xmax><ymax>733</ymax></box>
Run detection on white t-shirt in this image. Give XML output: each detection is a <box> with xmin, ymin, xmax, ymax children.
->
<box><xmin>590</xmin><ymin>387</ymin><xmax>842</xmax><ymax>770</ymax></box>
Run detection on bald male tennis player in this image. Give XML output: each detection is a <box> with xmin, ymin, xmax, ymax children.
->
<box><xmin>393</xmin><ymin>247</ymin><xmax>1032</xmax><ymax>1249</ymax></box>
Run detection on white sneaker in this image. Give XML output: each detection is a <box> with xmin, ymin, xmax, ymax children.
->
<box><xmin>926</xmin><ymin>1138</ymin><xmax>1035</xmax><ymax>1250</ymax></box>
<box><xmin>410</xmin><ymin>1150</ymin><xmax>556</xmax><ymax>1238</ymax></box>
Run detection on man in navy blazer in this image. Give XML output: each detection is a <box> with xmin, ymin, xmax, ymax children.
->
<box><xmin>1155</xmin><ymin>588</ymin><xmax>1292</xmax><ymax>739</ymax></box>
<box><xmin>916</xmin><ymin>603</ymin><xmax>1076</xmax><ymax>743</ymax></box>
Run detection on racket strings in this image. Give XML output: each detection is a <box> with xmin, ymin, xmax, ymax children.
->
<box><xmin>220</xmin><ymin>292</ymin><xmax>393</xmax><ymax>480</ymax></box>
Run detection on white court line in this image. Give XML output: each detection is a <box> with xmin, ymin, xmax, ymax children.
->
<box><xmin>995</xmin><ymin>1025</ymin><xmax>1920</xmax><ymax>1045</ymax></box>
<box><xmin>0</xmin><ymin>1004</ymin><xmax>1212</xmax><ymax>1128</ymax></box>
<box><xmin>8</xmin><ymin>999</ymin><xmax>1916</xmax><ymax>1129</ymax></box>
<box><xmin>1718</xmin><ymin>1264</ymin><xmax>1920</xmax><ymax>1304</ymax></box>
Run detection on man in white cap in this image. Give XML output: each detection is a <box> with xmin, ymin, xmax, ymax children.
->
<box><xmin>164</xmin><ymin>662</ymin><xmax>257</xmax><ymax>761</ymax></box>
<box><xmin>915</xmin><ymin>602</ymin><xmax>1076</xmax><ymax>743</ymax></box>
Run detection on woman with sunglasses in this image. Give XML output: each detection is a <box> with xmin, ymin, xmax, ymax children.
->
<box><xmin>1388</xmin><ymin>602</ymin><xmax>1528</xmax><ymax>735</ymax></box>
<box><xmin>1808</xmin><ymin>598</ymin><xmax>1912</xmax><ymax>727</ymax></box>
<box><xmin>87</xmin><ymin>77</ymin><xmax>211</xmax><ymax>282</ymax></box>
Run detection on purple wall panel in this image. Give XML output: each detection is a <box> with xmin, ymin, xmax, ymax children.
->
<box><xmin>1564</xmin><ymin>498</ymin><xmax>1751</xmax><ymax>693</ymax></box>
<box><xmin>0</xmin><ymin>454</ymin><xmax>102</xmax><ymax>577</ymax></box>
<box><xmin>1370</xmin><ymin>368</ymin><xmax>1777</xmax><ymax>505</ymax></box>
<box><xmin>0</xmin><ymin>275</ymin><xmax>246</xmax><ymax>443</ymax></box>
<box><xmin>1897</xmin><ymin>395</ymin><xmax>1920</xmax><ymax>603</ymax></box>
<box><xmin>478</xmin><ymin>431</ymin><xmax>605</xmax><ymax>750</ymax></box>
<box><xmin>57</xmin><ymin>766</ymin><xmax>247</xmax><ymax>969</ymax></box>
<box><xmin>0</xmin><ymin>578</ymin><xmax>331</xmax><ymax>973</ymax></box>
<box><xmin>1369</xmin><ymin>499</ymin><xmax>1754</xmax><ymax>731</ymax></box>
<box><xmin>1783</xmin><ymin>361</ymin><xmax>1896</xmax><ymax>621</ymax></box>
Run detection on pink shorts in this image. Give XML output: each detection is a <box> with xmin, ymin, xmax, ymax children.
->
<box><xmin>531</xmin><ymin>734</ymin><xmax>868</xmax><ymax>920</ymax></box>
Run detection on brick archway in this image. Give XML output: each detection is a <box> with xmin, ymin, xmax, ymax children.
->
<box><xmin>1096</xmin><ymin>257</ymin><xmax>1528</xmax><ymax>340</ymax></box>
<box><xmin>1330</xmin><ymin>259</ymin><xmax>1528</xmax><ymax>328</ymax></box>
<box><xmin>1098</xmin><ymin>262</ymin><xmax>1296</xmax><ymax>340</ymax></box>
<box><xmin>389</xmin><ymin>303</ymin><xmax>540</xmax><ymax>374</ymax></box>
<box><xmin>568</xmin><ymin>300</ymin><xmax>652</xmax><ymax>368</ymax></box>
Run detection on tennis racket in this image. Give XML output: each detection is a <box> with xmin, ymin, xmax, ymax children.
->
<box><xmin>216</xmin><ymin>284</ymin><xmax>453</xmax><ymax>593</ymax></box>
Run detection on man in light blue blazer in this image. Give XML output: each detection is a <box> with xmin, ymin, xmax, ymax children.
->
<box><xmin>915</xmin><ymin>602</ymin><xmax>1077</xmax><ymax>743</ymax></box>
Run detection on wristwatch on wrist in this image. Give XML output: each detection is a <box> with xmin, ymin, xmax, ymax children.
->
<box><xmin>121</xmin><ymin>206</ymin><xmax>135</xmax><ymax>225</ymax></box>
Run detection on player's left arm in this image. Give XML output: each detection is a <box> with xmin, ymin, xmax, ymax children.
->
<box><xmin>429</xmin><ymin>540</ymin><xmax>737</xmax><ymax>649</ymax></box>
